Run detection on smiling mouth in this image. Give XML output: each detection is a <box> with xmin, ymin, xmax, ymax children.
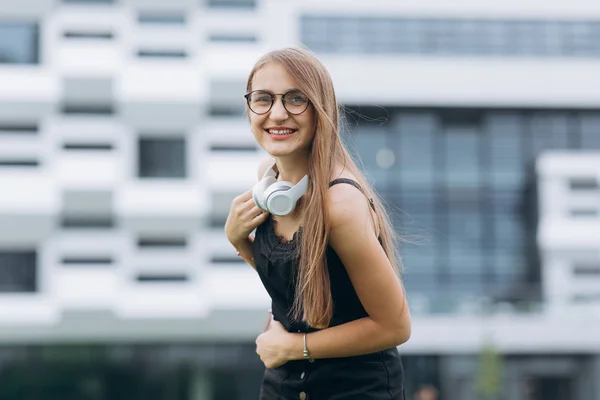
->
<box><xmin>266</xmin><ymin>128</ymin><xmax>297</xmax><ymax>135</ymax></box>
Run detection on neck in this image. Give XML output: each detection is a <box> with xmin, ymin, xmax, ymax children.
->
<box><xmin>274</xmin><ymin>152</ymin><xmax>309</xmax><ymax>184</ymax></box>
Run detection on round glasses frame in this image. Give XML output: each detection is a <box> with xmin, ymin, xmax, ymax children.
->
<box><xmin>244</xmin><ymin>90</ymin><xmax>311</xmax><ymax>115</ymax></box>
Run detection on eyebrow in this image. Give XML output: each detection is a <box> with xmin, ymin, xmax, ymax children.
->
<box><xmin>253</xmin><ymin>88</ymin><xmax>303</xmax><ymax>93</ymax></box>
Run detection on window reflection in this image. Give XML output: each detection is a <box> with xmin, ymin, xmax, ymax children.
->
<box><xmin>0</xmin><ymin>22</ymin><xmax>39</xmax><ymax>64</ymax></box>
<box><xmin>344</xmin><ymin>107</ymin><xmax>597</xmax><ymax>312</ymax></box>
<box><xmin>486</xmin><ymin>113</ymin><xmax>526</xmax><ymax>190</ymax></box>
<box><xmin>350</xmin><ymin>124</ymin><xmax>390</xmax><ymax>191</ymax></box>
<box><xmin>302</xmin><ymin>16</ymin><xmax>600</xmax><ymax>57</ymax></box>
<box><xmin>443</xmin><ymin>123</ymin><xmax>481</xmax><ymax>188</ymax></box>
<box><xmin>394</xmin><ymin>113</ymin><xmax>436</xmax><ymax>189</ymax></box>
<box><xmin>580</xmin><ymin>113</ymin><xmax>600</xmax><ymax>149</ymax></box>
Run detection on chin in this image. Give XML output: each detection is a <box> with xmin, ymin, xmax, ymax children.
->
<box><xmin>261</xmin><ymin>141</ymin><xmax>305</xmax><ymax>157</ymax></box>
<box><xmin>263</xmin><ymin>146</ymin><xmax>297</xmax><ymax>158</ymax></box>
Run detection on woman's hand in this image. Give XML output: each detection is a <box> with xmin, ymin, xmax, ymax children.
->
<box><xmin>225</xmin><ymin>190</ymin><xmax>269</xmax><ymax>247</ymax></box>
<box><xmin>255</xmin><ymin>318</ymin><xmax>301</xmax><ymax>369</ymax></box>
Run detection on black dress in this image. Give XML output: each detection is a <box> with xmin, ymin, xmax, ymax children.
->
<box><xmin>251</xmin><ymin>179</ymin><xmax>405</xmax><ymax>400</ymax></box>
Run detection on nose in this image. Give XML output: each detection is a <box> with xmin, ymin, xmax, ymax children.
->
<box><xmin>269</xmin><ymin>96</ymin><xmax>289</xmax><ymax>121</ymax></box>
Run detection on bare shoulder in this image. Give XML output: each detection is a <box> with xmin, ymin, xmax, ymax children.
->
<box><xmin>257</xmin><ymin>157</ymin><xmax>275</xmax><ymax>180</ymax></box>
<box><xmin>325</xmin><ymin>168</ymin><xmax>370</xmax><ymax>230</ymax></box>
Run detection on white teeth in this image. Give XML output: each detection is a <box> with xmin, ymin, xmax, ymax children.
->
<box><xmin>268</xmin><ymin>129</ymin><xmax>295</xmax><ymax>135</ymax></box>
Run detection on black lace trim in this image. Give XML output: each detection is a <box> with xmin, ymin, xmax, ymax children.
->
<box><xmin>254</xmin><ymin>215</ymin><xmax>300</xmax><ymax>260</ymax></box>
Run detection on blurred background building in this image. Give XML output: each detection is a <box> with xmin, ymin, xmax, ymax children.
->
<box><xmin>1</xmin><ymin>0</ymin><xmax>599</xmax><ymax>399</ymax></box>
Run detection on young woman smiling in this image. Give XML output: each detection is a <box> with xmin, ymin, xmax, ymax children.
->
<box><xmin>225</xmin><ymin>47</ymin><xmax>411</xmax><ymax>400</ymax></box>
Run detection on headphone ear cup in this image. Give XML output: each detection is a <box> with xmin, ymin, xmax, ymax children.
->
<box><xmin>264</xmin><ymin>181</ymin><xmax>294</xmax><ymax>216</ymax></box>
<box><xmin>253</xmin><ymin>176</ymin><xmax>276</xmax><ymax>211</ymax></box>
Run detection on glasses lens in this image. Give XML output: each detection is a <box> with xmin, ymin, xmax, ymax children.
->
<box><xmin>248</xmin><ymin>91</ymin><xmax>272</xmax><ymax>114</ymax></box>
<box><xmin>283</xmin><ymin>90</ymin><xmax>309</xmax><ymax>114</ymax></box>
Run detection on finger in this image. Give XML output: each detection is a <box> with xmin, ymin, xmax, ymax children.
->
<box><xmin>245</xmin><ymin>205</ymin><xmax>264</xmax><ymax>218</ymax></box>
<box><xmin>251</xmin><ymin>211</ymin><xmax>269</xmax><ymax>225</ymax></box>
<box><xmin>234</xmin><ymin>190</ymin><xmax>253</xmax><ymax>204</ymax></box>
<box><xmin>242</xmin><ymin>197</ymin><xmax>261</xmax><ymax>212</ymax></box>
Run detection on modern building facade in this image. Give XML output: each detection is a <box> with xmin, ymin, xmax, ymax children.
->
<box><xmin>1</xmin><ymin>0</ymin><xmax>599</xmax><ymax>399</ymax></box>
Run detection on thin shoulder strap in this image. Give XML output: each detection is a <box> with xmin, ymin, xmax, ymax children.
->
<box><xmin>328</xmin><ymin>178</ymin><xmax>376</xmax><ymax>212</ymax></box>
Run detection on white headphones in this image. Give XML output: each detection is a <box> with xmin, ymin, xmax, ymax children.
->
<box><xmin>252</xmin><ymin>164</ymin><xmax>309</xmax><ymax>216</ymax></box>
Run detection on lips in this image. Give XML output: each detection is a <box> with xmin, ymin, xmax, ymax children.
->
<box><xmin>264</xmin><ymin>127</ymin><xmax>297</xmax><ymax>141</ymax></box>
<box><xmin>266</xmin><ymin>128</ymin><xmax>297</xmax><ymax>135</ymax></box>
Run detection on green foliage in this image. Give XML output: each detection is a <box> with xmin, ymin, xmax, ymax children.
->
<box><xmin>475</xmin><ymin>343</ymin><xmax>502</xmax><ymax>399</ymax></box>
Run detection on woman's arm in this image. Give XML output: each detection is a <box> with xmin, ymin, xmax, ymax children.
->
<box><xmin>231</xmin><ymin>234</ymin><xmax>256</xmax><ymax>269</ymax></box>
<box><xmin>227</xmin><ymin>157</ymin><xmax>275</xmax><ymax>270</ymax></box>
<box><xmin>284</xmin><ymin>183</ymin><xmax>411</xmax><ymax>360</ymax></box>
<box><xmin>262</xmin><ymin>310</ymin><xmax>273</xmax><ymax>333</ymax></box>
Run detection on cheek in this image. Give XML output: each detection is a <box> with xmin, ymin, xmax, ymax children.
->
<box><xmin>303</xmin><ymin>112</ymin><xmax>317</xmax><ymax>138</ymax></box>
<box><xmin>249</xmin><ymin>116</ymin><xmax>264</xmax><ymax>135</ymax></box>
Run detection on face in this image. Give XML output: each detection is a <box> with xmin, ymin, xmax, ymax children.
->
<box><xmin>247</xmin><ymin>62</ymin><xmax>316</xmax><ymax>159</ymax></box>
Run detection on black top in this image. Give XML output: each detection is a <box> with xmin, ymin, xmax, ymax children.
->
<box><xmin>251</xmin><ymin>178</ymin><xmax>375</xmax><ymax>333</ymax></box>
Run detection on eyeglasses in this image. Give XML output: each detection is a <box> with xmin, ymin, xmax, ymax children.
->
<box><xmin>244</xmin><ymin>89</ymin><xmax>311</xmax><ymax>115</ymax></box>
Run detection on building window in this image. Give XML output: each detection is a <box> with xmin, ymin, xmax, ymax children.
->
<box><xmin>209</xmin><ymin>79</ymin><xmax>246</xmax><ymax>116</ymax></box>
<box><xmin>209</xmin><ymin>191</ymin><xmax>237</xmax><ymax>227</ymax></box>
<box><xmin>137</xmin><ymin>49</ymin><xmax>188</xmax><ymax>59</ymax></box>
<box><xmin>137</xmin><ymin>237</ymin><xmax>187</xmax><ymax>249</ymax></box>
<box><xmin>61</xmin><ymin>216</ymin><xmax>115</xmax><ymax>229</ymax></box>
<box><xmin>63</xmin><ymin>31</ymin><xmax>114</xmax><ymax>40</ymax></box>
<box><xmin>137</xmin><ymin>12</ymin><xmax>186</xmax><ymax>25</ymax></box>
<box><xmin>0</xmin><ymin>22</ymin><xmax>39</xmax><ymax>64</ymax></box>
<box><xmin>301</xmin><ymin>16</ymin><xmax>600</xmax><ymax>58</ymax></box>
<box><xmin>0</xmin><ymin>251</ymin><xmax>37</xmax><ymax>293</ymax></box>
<box><xmin>136</xmin><ymin>273</ymin><xmax>188</xmax><ymax>283</ymax></box>
<box><xmin>63</xmin><ymin>142</ymin><xmax>114</xmax><ymax>151</ymax></box>
<box><xmin>0</xmin><ymin>159</ymin><xmax>39</xmax><ymax>168</ymax></box>
<box><xmin>62</xmin><ymin>0</ymin><xmax>116</xmax><ymax>3</ymax></box>
<box><xmin>138</xmin><ymin>137</ymin><xmax>187</xmax><ymax>179</ymax></box>
<box><xmin>209</xmin><ymin>33</ymin><xmax>257</xmax><ymax>43</ymax></box>
<box><xmin>207</xmin><ymin>0</ymin><xmax>256</xmax><ymax>10</ymax></box>
<box><xmin>0</xmin><ymin>123</ymin><xmax>38</xmax><ymax>135</ymax></box>
<box><xmin>61</xmin><ymin>103</ymin><xmax>114</xmax><ymax>115</ymax></box>
<box><xmin>345</xmin><ymin>106</ymin><xmax>600</xmax><ymax>312</ymax></box>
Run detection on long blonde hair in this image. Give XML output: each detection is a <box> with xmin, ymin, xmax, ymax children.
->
<box><xmin>246</xmin><ymin>47</ymin><xmax>402</xmax><ymax>329</ymax></box>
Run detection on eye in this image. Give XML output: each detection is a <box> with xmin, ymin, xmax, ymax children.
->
<box><xmin>251</xmin><ymin>92</ymin><xmax>272</xmax><ymax>103</ymax></box>
<box><xmin>287</xmin><ymin>92</ymin><xmax>308</xmax><ymax>104</ymax></box>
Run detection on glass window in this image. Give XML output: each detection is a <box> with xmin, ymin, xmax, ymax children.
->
<box><xmin>0</xmin><ymin>22</ymin><xmax>39</xmax><ymax>64</ymax></box>
<box><xmin>210</xmin><ymin>191</ymin><xmax>237</xmax><ymax>227</ymax></box>
<box><xmin>494</xmin><ymin>254</ymin><xmax>529</xmax><ymax>285</ymax></box>
<box><xmin>486</xmin><ymin>113</ymin><xmax>526</xmax><ymax>190</ymax></box>
<box><xmin>395</xmin><ymin>190</ymin><xmax>437</xmax><ymax>275</ymax></box>
<box><xmin>62</xmin><ymin>0</ymin><xmax>115</xmax><ymax>3</ymax></box>
<box><xmin>207</xmin><ymin>0</ymin><xmax>256</xmax><ymax>9</ymax></box>
<box><xmin>446</xmin><ymin>203</ymin><xmax>485</xmax><ymax>275</ymax></box>
<box><xmin>209</xmin><ymin>79</ymin><xmax>246</xmax><ymax>116</ymax></box>
<box><xmin>209</xmin><ymin>33</ymin><xmax>257</xmax><ymax>43</ymax></box>
<box><xmin>442</xmin><ymin>120</ymin><xmax>481</xmax><ymax>188</ymax></box>
<box><xmin>490</xmin><ymin>209</ymin><xmax>528</xmax><ymax>278</ymax></box>
<box><xmin>351</xmin><ymin>125</ymin><xmax>390</xmax><ymax>191</ymax></box>
<box><xmin>301</xmin><ymin>16</ymin><xmax>600</xmax><ymax>58</ymax></box>
<box><xmin>528</xmin><ymin>113</ymin><xmax>570</xmax><ymax>158</ymax></box>
<box><xmin>0</xmin><ymin>251</ymin><xmax>37</xmax><ymax>293</ymax></box>
<box><xmin>580</xmin><ymin>113</ymin><xmax>600</xmax><ymax>149</ymax></box>
<box><xmin>138</xmin><ymin>137</ymin><xmax>186</xmax><ymax>178</ymax></box>
<box><xmin>137</xmin><ymin>49</ymin><xmax>187</xmax><ymax>59</ymax></box>
<box><xmin>61</xmin><ymin>216</ymin><xmax>114</xmax><ymax>229</ymax></box>
<box><xmin>138</xmin><ymin>12</ymin><xmax>186</xmax><ymax>25</ymax></box>
<box><xmin>0</xmin><ymin>159</ymin><xmax>39</xmax><ymax>168</ymax></box>
<box><xmin>394</xmin><ymin>113</ymin><xmax>437</xmax><ymax>189</ymax></box>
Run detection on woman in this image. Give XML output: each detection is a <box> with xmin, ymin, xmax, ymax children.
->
<box><xmin>225</xmin><ymin>47</ymin><xmax>411</xmax><ymax>399</ymax></box>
